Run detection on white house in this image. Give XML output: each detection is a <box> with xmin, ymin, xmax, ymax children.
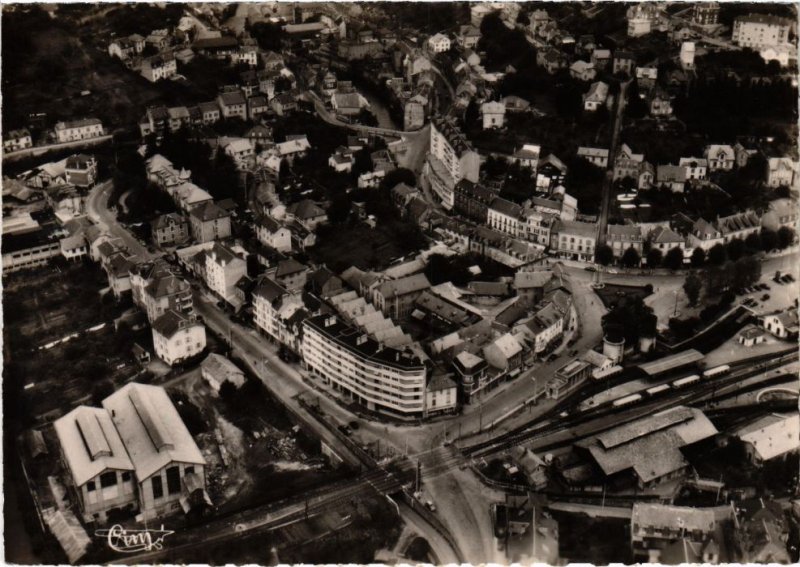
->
<box><xmin>704</xmin><ymin>144</ymin><xmax>735</xmax><ymax>171</ymax></box>
<box><xmin>151</xmin><ymin>310</ymin><xmax>207</xmax><ymax>366</ymax></box>
<box><xmin>583</xmin><ymin>81</ymin><xmax>609</xmax><ymax>111</ymax></box>
<box><xmin>255</xmin><ymin>214</ymin><xmax>292</xmax><ymax>253</ymax></box>
<box><xmin>54</xmin><ymin>118</ymin><xmax>104</xmax><ymax>143</ymax></box>
<box><xmin>204</xmin><ymin>242</ymin><xmax>247</xmax><ymax>305</ymax></box>
<box><xmin>428</xmin><ymin>33</ymin><xmax>451</xmax><ymax>53</ymax></box>
<box><xmin>480</xmin><ymin>101</ymin><xmax>506</xmax><ymax>129</ymax></box>
<box><xmin>577</xmin><ymin>147</ymin><xmax>609</xmax><ymax>168</ymax></box>
<box><xmin>760</xmin><ymin>309</ymin><xmax>799</xmax><ymax>339</ymax></box>
<box><xmin>766</xmin><ymin>157</ymin><xmax>797</xmax><ymax>188</ymax></box>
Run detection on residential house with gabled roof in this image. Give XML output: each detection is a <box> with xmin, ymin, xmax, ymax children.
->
<box><xmin>704</xmin><ymin>144</ymin><xmax>735</xmax><ymax>171</ymax></box>
<box><xmin>271</xmin><ymin>91</ymin><xmax>298</xmax><ymax>116</ymax></box>
<box><xmin>577</xmin><ymin>146</ymin><xmax>609</xmax><ymax>168</ymax></box>
<box><xmin>285</xmin><ymin>199</ymin><xmax>327</xmax><ymax>230</ymax></box>
<box><xmin>760</xmin><ymin>308</ymin><xmax>799</xmax><ymax>339</ymax></box>
<box><xmin>217</xmin><ymin>91</ymin><xmax>247</xmax><ymax>119</ymax></box>
<box><xmin>151</xmin><ymin>309</ymin><xmax>206</xmax><ymax>366</ymax></box>
<box><xmin>373</xmin><ymin>273</ymin><xmax>431</xmax><ymax>318</ymax></box>
<box><xmin>255</xmin><ymin>213</ymin><xmax>292</xmax><ymax>253</ymax></box>
<box><xmin>550</xmin><ymin>220</ymin><xmax>597</xmax><ymax>262</ymax></box>
<box><xmin>570</xmin><ymin>60</ymin><xmax>596</xmax><ymax>82</ymax></box>
<box><xmin>480</xmin><ymin>101</ymin><xmax>505</xmax><ymax>129</ymax></box>
<box><xmin>4</xmin><ymin>128</ymin><xmax>33</xmax><ymax>152</ymax></box>
<box><xmin>457</xmin><ymin>24</ymin><xmax>481</xmax><ymax>49</ymax></box>
<box><xmin>716</xmin><ymin>210</ymin><xmax>761</xmax><ymax>243</ymax></box>
<box><xmin>648</xmin><ymin>225</ymin><xmax>687</xmax><ymax>254</ymax></box>
<box><xmin>141</xmin><ymin>52</ymin><xmax>177</xmax><ymax>82</ymax></box>
<box><xmin>688</xmin><ymin>218</ymin><xmax>724</xmax><ymax>251</ymax></box>
<box><xmin>583</xmin><ymin>81</ymin><xmax>609</xmax><ymax>111</ymax></box>
<box><xmin>482</xmin><ymin>332</ymin><xmax>524</xmax><ymax>374</ymax></box>
<box><xmin>427</xmin><ymin>32</ymin><xmax>451</xmax><ymax>53</ymax></box>
<box><xmin>761</xmin><ymin>198</ymin><xmax>798</xmax><ymax>231</ymax></box>
<box><xmin>631</xmin><ymin>503</ymin><xmax>721</xmax><ymax>563</ymax></box>
<box><xmin>309</xmin><ymin>266</ymin><xmax>344</xmax><ymax>298</ymax></box>
<box><xmin>130</xmin><ymin>261</ymin><xmax>193</xmax><ymax>323</ymax></box>
<box><xmin>201</xmin><ymin>353</ymin><xmax>245</xmax><ymax>392</ymax></box>
<box><xmin>64</xmin><ymin>154</ymin><xmax>98</xmax><ymax>188</ymax></box>
<box><xmin>614</xmin><ymin>143</ymin><xmax>645</xmax><ymax>181</ymax></box>
<box><xmin>536</xmin><ymin>154</ymin><xmax>568</xmax><ymax>190</ymax></box>
<box><xmin>269</xmin><ymin>258</ymin><xmax>309</xmax><ymax>291</ymax></box>
<box><xmin>488</xmin><ymin>197</ymin><xmax>524</xmax><ymax>238</ymax></box>
<box><xmin>537</xmin><ymin>48</ymin><xmax>567</xmax><ymax>74</ymax></box>
<box><xmin>512</xmin><ymin>143</ymin><xmax>541</xmax><ymax>170</ymax></box>
<box><xmin>54</xmin><ymin>118</ymin><xmax>104</xmax><ymax>143</ymax></box>
<box><xmin>189</xmin><ymin>201</ymin><xmax>232</xmax><ymax>243</ymax></box>
<box><xmin>590</xmin><ymin>48</ymin><xmax>611</xmax><ymax>69</ymax></box>
<box><xmin>679</xmin><ymin>157</ymin><xmax>708</xmax><ymax>181</ymax></box>
<box><xmin>276</xmin><ymin>135</ymin><xmax>311</xmax><ymax>161</ymax></box>
<box><xmin>657</xmin><ymin>164</ymin><xmax>687</xmax><ymax>192</ymax></box>
<box><xmin>766</xmin><ymin>156</ymin><xmax>797</xmax><ymax>188</ymax></box>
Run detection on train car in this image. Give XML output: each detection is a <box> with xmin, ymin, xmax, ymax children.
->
<box><xmin>612</xmin><ymin>393</ymin><xmax>643</xmax><ymax>407</ymax></box>
<box><xmin>672</xmin><ymin>374</ymin><xmax>701</xmax><ymax>388</ymax></box>
<box><xmin>645</xmin><ymin>383</ymin><xmax>671</xmax><ymax>396</ymax></box>
<box><xmin>592</xmin><ymin>365</ymin><xmax>623</xmax><ymax>380</ymax></box>
<box><xmin>703</xmin><ymin>364</ymin><xmax>731</xmax><ymax>379</ymax></box>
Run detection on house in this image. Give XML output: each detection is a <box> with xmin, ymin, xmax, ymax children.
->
<box><xmin>331</xmin><ymin>92</ymin><xmax>368</xmax><ymax>117</ymax></box>
<box><xmin>54</xmin><ymin>118</ymin><xmax>104</xmax><ymax>143</ymax></box>
<box><xmin>590</xmin><ymin>48</ymin><xmax>611</xmax><ymax>70</ymax></box>
<box><xmin>404</xmin><ymin>100</ymin><xmax>426</xmax><ymax>131</ymax></box>
<box><xmin>716</xmin><ymin>210</ymin><xmax>761</xmax><ymax>243</ymax></box>
<box><xmin>512</xmin><ymin>144</ymin><xmax>541</xmax><ymax>171</ymax></box>
<box><xmin>738</xmin><ymin>326</ymin><xmax>767</xmax><ymax>347</ymax></box>
<box><xmin>550</xmin><ymin>220</ymin><xmax>597</xmax><ymax>262</ymax></box>
<box><xmin>427</xmin><ymin>33</ymin><xmax>451</xmax><ymax>53</ymax></box>
<box><xmin>569</xmin><ymin>60</ymin><xmax>596</xmax><ymax>82</ymax></box>
<box><xmin>482</xmin><ymin>333</ymin><xmax>524</xmax><ymax>374</ymax></box>
<box><xmin>64</xmin><ymin>154</ymin><xmax>98</xmax><ymax>187</ymax></box>
<box><xmin>649</xmin><ymin>88</ymin><xmax>673</xmax><ymax>116</ymax></box>
<box><xmin>488</xmin><ymin>198</ymin><xmax>524</xmax><ymax>238</ymax></box>
<box><xmin>679</xmin><ymin>157</ymin><xmax>707</xmax><ymax>181</ymax></box>
<box><xmin>612</xmin><ymin>51</ymin><xmax>636</xmax><ymax>75</ymax></box>
<box><xmin>760</xmin><ymin>309</ymin><xmax>799</xmax><ymax>339</ymax></box>
<box><xmin>537</xmin><ymin>48</ymin><xmax>566</xmax><ymax>74</ymax></box>
<box><xmin>648</xmin><ymin>225</ymin><xmax>687</xmax><ymax>254</ymax></box>
<box><xmin>577</xmin><ymin>147</ymin><xmax>609</xmax><ymax>168</ymax></box>
<box><xmin>246</xmin><ymin>124</ymin><xmax>272</xmax><ymax>149</ymax></box>
<box><xmin>130</xmin><ymin>261</ymin><xmax>193</xmax><ymax>323</ymax></box>
<box><xmin>425</xmin><ymin>372</ymin><xmax>457</xmax><ymax>416</ymax></box>
<box><xmin>255</xmin><ymin>214</ymin><xmax>292</xmax><ymax>253</ymax></box>
<box><xmin>631</xmin><ymin>504</ymin><xmax>720</xmax><ymax>563</ymax></box>
<box><xmin>167</xmin><ymin>106</ymin><xmax>191</xmax><ymax>132</ymax></box>
<box><xmin>636</xmin><ymin>66</ymin><xmax>658</xmax><ymax>89</ymax></box>
<box><xmin>201</xmin><ymin>353</ymin><xmax>245</xmax><ymax>392</ymax></box>
<box><xmin>152</xmin><ymin>310</ymin><xmax>206</xmax><ymax>366</ymax></box>
<box><xmin>613</xmin><ymin>143</ymin><xmax>645</xmax><ymax>181</ymax></box>
<box><xmin>688</xmin><ymin>218</ymin><xmax>724</xmax><ymax>251</ymax></box>
<box><xmin>732</xmin><ymin>14</ymin><xmax>792</xmax><ymax>49</ymax></box>
<box><xmin>100</xmin><ymin>383</ymin><xmax>207</xmax><ymax>520</ymax></box>
<box><xmin>328</xmin><ymin>147</ymin><xmax>355</xmax><ymax>172</ymax></box>
<box><xmin>276</xmin><ymin>135</ymin><xmax>311</xmax><ymax>161</ymax></box>
<box><xmin>627</xmin><ymin>2</ymin><xmax>660</xmax><ymax>37</ymax></box>
<box><xmin>606</xmin><ymin>224</ymin><xmax>644</xmax><ymax>259</ymax></box>
<box><xmin>271</xmin><ymin>92</ymin><xmax>298</xmax><ymax>116</ymax></box>
<box><xmin>217</xmin><ymin>91</ymin><xmax>247</xmax><ymax>119</ymax></box>
<box><xmin>205</xmin><ymin>242</ymin><xmax>247</xmax><ymax>305</ymax></box>
<box><xmin>108</xmin><ymin>34</ymin><xmax>145</xmax><ymax>60</ymax></box>
<box><xmin>760</xmin><ymin>43</ymin><xmax>797</xmax><ymax>68</ymax></box>
<box><xmin>480</xmin><ymin>101</ymin><xmax>505</xmax><ymax>129</ymax></box>
<box><xmin>193</xmin><ymin>35</ymin><xmax>239</xmax><ymax>59</ymax></box>
<box><xmin>152</xmin><ymin>213</ymin><xmax>190</xmax><ymax>246</ymax></box>
<box><xmin>308</xmin><ymin>266</ymin><xmax>344</xmax><ymax>298</ymax></box>
<box><xmin>140</xmin><ymin>52</ymin><xmax>177</xmax><ymax>82</ymax></box>
<box><xmin>766</xmin><ymin>156</ymin><xmax>797</xmax><ymax>188</ymax></box>
<box><xmin>502</xmin><ymin>96</ymin><xmax>530</xmax><ymax>113</ymax></box>
<box><xmin>734</xmin><ymin>498</ymin><xmax>792</xmax><ymax>563</ymax></box>
<box><xmin>583</xmin><ymin>81</ymin><xmax>609</xmax><ymax>111</ymax></box>
<box><xmin>680</xmin><ymin>41</ymin><xmax>696</xmax><ymax>70</ymax></box>
<box><xmin>247</xmin><ymin>95</ymin><xmax>269</xmax><ymax>120</ymax></box>
<box><xmin>761</xmin><ymin>198</ymin><xmax>798</xmax><ymax>231</ymax></box>
<box><xmin>372</xmin><ymin>273</ymin><xmax>431</xmax><ymax>318</ymax></box>
<box><xmin>704</xmin><ymin>144</ymin><xmax>735</xmax><ymax>171</ymax></box>
<box><xmin>223</xmin><ymin>138</ymin><xmax>255</xmax><ymax>169</ymax></box>
<box><xmin>454</xmin><ymin>180</ymin><xmax>497</xmax><ymax>224</ymax></box>
<box><xmin>536</xmin><ymin>154</ymin><xmax>568</xmax><ymax>190</ymax></box>
<box><xmin>693</xmin><ymin>2</ymin><xmax>719</xmax><ymax>26</ymax></box>
<box><xmin>736</xmin><ymin>413</ymin><xmax>800</xmax><ymax>466</ymax></box>
<box><xmin>457</xmin><ymin>24</ymin><xmax>481</xmax><ymax>49</ymax></box>
<box><xmin>656</xmin><ymin>165</ymin><xmax>686</xmax><ymax>193</ymax></box>
<box><xmin>4</xmin><ymin>128</ymin><xmax>33</xmax><ymax>152</ymax></box>
<box><xmin>271</xmin><ymin>258</ymin><xmax>309</xmax><ymax>291</ymax></box>
<box><xmin>285</xmin><ymin>199</ymin><xmax>327</xmax><ymax>230</ymax></box>
<box><xmin>145</xmin><ymin>29</ymin><xmax>172</xmax><ymax>51</ymax></box>
<box><xmin>426</xmin><ymin>117</ymin><xmax>481</xmax><ymax>209</ymax></box>
<box><xmin>198</xmin><ymin>101</ymin><xmax>221</xmax><ymax>124</ymax></box>
<box><xmin>189</xmin><ymin>201</ymin><xmax>232</xmax><ymax>243</ymax></box>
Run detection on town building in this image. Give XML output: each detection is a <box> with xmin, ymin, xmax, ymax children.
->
<box><xmin>64</xmin><ymin>154</ymin><xmax>98</xmax><ymax>187</ymax></box>
<box><xmin>569</xmin><ymin>60</ymin><xmax>596</xmax><ymax>82</ymax></box>
<box><xmin>141</xmin><ymin>52</ymin><xmax>177</xmax><ymax>82</ymax></box>
<box><xmin>302</xmin><ymin>314</ymin><xmax>429</xmax><ymax>418</ymax></box>
<box><xmin>627</xmin><ymin>2</ymin><xmax>660</xmax><ymax>37</ymax></box>
<box><xmin>201</xmin><ymin>353</ymin><xmax>246</xmax><ymax>392</ymax></box>
<box><xmin>606</xmin><ymin>224</ymin><xmax>644</xmax><ymax>259</ymax></box>
<box><xmin>735</xmin><ymin>414</ymin><xmax>800</xmax><ymax>465</ymax></box>
<box><xmin>480</xmin><ymin>101</ymin><xmax>506</xmax><ymax>129</ymax></box>
<box><xmin>577</xmin><ymin>147</ymin><xmax>609</xmax><ymax>168</ymax></box>
<box><xmin>766</xmin><ymin>156</ymin><xmax>797</xmax><ymax>188</ymax></box>
<box><xmin>217</xmin><ymin>91</ymin><xmax>247</xmax><ymax>119</ymax></box>
<box><xmin>204</xmin><ymin>242</ymin><xmax>247</xmax><ymax>305</ymax></box>
<box><xmin>4</xmin><ymin>128</ymin><xmax>33</xmax><ymax>152</ymax></box>
<box><xmin>550</xmin><ymin>220</ymin><xmax>597</xmax><ymax>262</ymax></box>
<box><xmin>732</xmin><ymin>14</ymin><xmax>793</xmax><ymax>49</ymax></box>
<box><xmin>512</xmin><ymin>144</ymin><xmax>541</xmax><ymax>171</ymax></box>
<box><xmin>704</xmin><ymin>144</ymin><xmax>735</xmax><ymax>171</ymax></box>
<box><xmin>457</xmin><ymin>24</ymin><xmax>481</xmax><ymax>49</ymax></box>
<box><xmin>761</xmin><ymin>198</ymin><xmax>798</xmax><ymax>231</ymax></box>
<box><xmin>372</xmin><ymin>273</ymin><xmax>431</xmax><ymax>318</ymax></box>
<box><xmin>760</xmin><ymin>308</ymin><xmax>799</xmax><ymax>339</ymax></box>
<box><xmin>425</xmin><ymin>117</ymin><xmax>481</xmax><ymax>209</ymax></box>
<box><xmin>693</xmin><ymin>3</ymin><xmax>720</xmax><ymax>26</ymax></box>
<box><xmin>189</xmin><ymin>201</ymin><xmax>232</xmax><ymax>243</ymax></box>
<box><xmin>152</xmin><ymin>213</ymin><xmax>190</xmax><ymax>247</ymax></box>
<box><xmin>631</xmin><ymin>504</ymin><xmax>720</xmax><ymax>563</ymax></box>
<box><xmin>255</xmin><ymin>214</ymin><xmax>292</xmax><ymax>253</ymax></box>
<box><xmin>151</xmin><ymin>309</ymin><xmax>206</xmax><ymax>366</ymax></box>
<box><xmin>130</xmin><ymin>262</ymin><xmax>193</xmax><ymax>324</ymax></box>
<box><xmin>54</xmin><ymin>118</ymin><xmax>104</xmax><ymax>143</ymax></box>
<box><xmin>583</xmin><ymin>81</ymin><xmax>609</xmax><ymax>111</ymax></box>
<box><xmin>612</xmin><ymin>51</ymin><xmax>636</xmax><ymax>75</ymax></box>
<box><xmin>427</xmin><ymin>33</ymin><xmax>451</xmax><ymax>53</ymax></box>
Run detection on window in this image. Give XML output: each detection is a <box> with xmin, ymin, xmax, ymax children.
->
<box><xmin>185</xmin><ymin>466</ymin><xmax>195</xmax><ymax>476</ymax></box>
<box><xmin>122</xmin><ymin>471</ymin><xmax>131</xmax><ymax>482</ymax></box>
<box><xmin>100</xmin><ymin>471</ymin><xmax>118</xmax><ymax>488</ymax></box>
<box><xmin>87</xmin><ymin>481</ymin><xmax>96</xmax><ymax>492</ymax></box>
<box><xmin>166</xmin><ymin>466</ymin><xmax>181</xmax><ymax>495</ymax></box>
<box><xmin>152</xmin><ymin>476</ymin><xmax>163</xmax><ymax>499</ymax></box>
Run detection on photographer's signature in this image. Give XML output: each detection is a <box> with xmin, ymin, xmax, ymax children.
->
<box><xmin>95</xmin><ymin>524</ymin><xmax>174</xmax><ymax>553</ymax></box>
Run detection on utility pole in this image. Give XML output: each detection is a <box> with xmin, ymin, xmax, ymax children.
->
<box><xmin>415</xmin><ymin>460</ymin><xmax>421</xmax><ymax>493</ymax></box>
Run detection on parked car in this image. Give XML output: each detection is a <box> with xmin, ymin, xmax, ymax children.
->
<box><xmin>762</xmin><ymin>294</ymin><xmax>770</xmax><ymax>301</ymax></box>
<box><xmin>584</xmin><ymin>266</ymin><xmax>597</xmax><ymax>272</ymax></box>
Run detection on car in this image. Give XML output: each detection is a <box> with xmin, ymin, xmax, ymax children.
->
<box><xmin>787</xmin><ymin>274</ymin><xmax>796</xmax><ymax>282</ymax></box>
<box><xmin>762</xmin><ymin>294</ymin><xmax>770</xmax><ymax>301</ymax></box>
<box><xmin>348</xmin><ymin>421</ymin><xmax>360</xmax><ymax>430</ymax></box>
<box><xmin>425</xmin><ymin>500</ymin><xmax>436</xmax><ymax>512</ymax></box>
<box><xmin>781</xmin><ymin>275</ymin><xmax>792</xmax><ymax>283</ymax></box>
<box><xmin>584</xmin><ymin>266</ymin><xmax>597</xmax><ymax>272</ymax></box>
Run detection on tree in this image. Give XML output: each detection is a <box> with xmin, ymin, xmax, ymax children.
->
<box><xmin>734</xmin><ymin>255</ymin><xmax>762</xmax><ymax>289</ymax></box>
<box><xmin>621</xmin><ymin>246</ymin><xmax>641</xmax><ymax>268</ymax></box>
<box><xmin>708</xmin><ymin>243</ymin><xmax>727</xmax><ymax>266</ymax></box>
<box><xmin>352</xmin><ymin>148</ymin><xmax>373</xmax><ymax>176</ymax></box>
<box><xmin>760</xmin><ymin>228</ymin><xmax>778</xmax><ymax>251</ymax></box>
<box><xmin>726</xmin><ymin>238</ymin><xmax>746</xmax><ymax>262</ymax></box>
<box><xmin>646</xmin><ymin>248</ymin><xmax>663</xmax><ymax>268</ymax></box>
<box><xmin>626</xmin><ymin>79</ymin><xmax>649</xmax><ymax>120</ymax></box>
<box><xmin>380</xmin><ymin>167</ymin><xmax>416</xmax><ymax>190</ymax></box>
<box><xmin>602</xmin><ymin>296</ymin><xmax>657</xmax><ymax>346</ymax></box>
<box><xmin>594</xmin><ymin>243</ymin><xmax>614</xmax><ymax>266</ymax></box>
<box><xmin>777</xmin><ymin>226</ymin><xmax>796</xmax><ymax>249</ymax></box>
<box><xmin>683</xmin><ymin>272</ymin><xmax>703</xmax><ymax>307</ymax></box>
<box><xmin>745</xmin><ymin>232</ymin><xmax>762</xmax><ymax>253</ymax></box>
<box><xmin>463</xmin><ymin>99</ymin><xmax>480</xmax><ymax>130</ymax></box>
<box><xmin>664</xmin><ymin>247</ymin><xmax>684</xmax><ymax>271</ymax></box>
<box><xmin>691</xmin><ymin>247</ymin><xmax>706</xmax><ymax>267</ymax></box>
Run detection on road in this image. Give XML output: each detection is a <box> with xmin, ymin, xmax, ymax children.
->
<box><xmin>598</xmin><ymin>79</ymin><xmax>631</xmax><ymax>239</ymax></box>
<box><xmin>86</xmin><ymin>180</ymin><xmax>157</xmax><ymax>261</ymax></box>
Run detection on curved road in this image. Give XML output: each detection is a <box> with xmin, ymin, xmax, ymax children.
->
<box><xmin>86</xmin><ymin>181</ymin><xmax>158</xmax><ymax>261</ymax></box>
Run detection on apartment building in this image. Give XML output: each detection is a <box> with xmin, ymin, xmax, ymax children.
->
<box><xmin>550</xmin><ymin>220</ymin><xmax>597</xmax><ymax>262</ymax></box>
<box><xmin>732</xmin><ymin>14</ymin><xmax>792</xmax><ymax>49</ymax></box>
<box><xmin>189</xmin><ymin>201</ymin><xmax>232</xmax><ymax>243</ymax></box>
<box><xmin>302</xmin><ymin>314</ymin><xmax>429</xmax><ymax>418</ymax></box>
<box><xmin>152</xmin><ymin>309</ymin><xmax>206</xmax><ymax>366</ymax></box>
<box><xmin>54</xmin><ymin>118</ymin><xmax>104</xmax><ymax>143</ymax></box>
<box><xmin>425</xmin><ymin>117</ymin><xmax>480</xmax><ymax>209</ymax></box>
<box><xmin>204</xmin><ymin>242</ymin><xmax>247</xmax><ymax>305</ymax></box>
